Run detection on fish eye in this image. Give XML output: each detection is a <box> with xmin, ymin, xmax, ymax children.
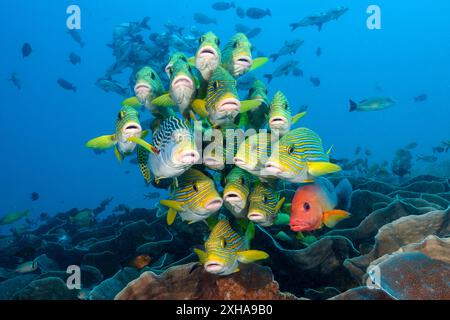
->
<box><xmin>188</xmin><ymin>65</ymin><xmax>192</xmax><ymax>73</ymax></box>
<box><xmin>199</xmin><ymin>36</ymin><xmax>205</xmax><ymax>44</ymax></box>
<box><xmin>166</xmin><ymin>66</ymin><xmax>173</xmax><ymax>77</ymax></box>
<box><xmin>118</xmin><ymin>111</ymin><xmax>125</xmax><ymax>119</ymax></box>
<box><xmin>216</xmin><ymin>38</ymin><xmax>221</xmax><ymax>46</ymax></box>
<box><xmin>303</xmin><ymin>202</ymin><xmax>311</xmax><ymax>211</ymax></box>
<box><xmin>240</xmin><ymin>177</ymin><xmax>245</xmax><ymax>185</ymax></box>
<box><xmin>193</xmin><ymin>183</ymin><xmax>198</xmax><ymax>192</ymax></box>
<box><xmin>220</xmin><ymin>238</ymin><xmax>227</xmax><ymax>248</ymax></box>
<box><xmin>233</xmin><ymin>41</ymin><xmax>239</xmax><ymax>49</ymax></box>
<box><xmin>249</xmin><ymin>88</ymin><xmax>255</xmax><ymax>95</ymax></box>
<box><xmin>262</xmin><ymin>195</ymin><xmax>268</xmax><ymax>203</ymax></box>
<box><xmin>150</xmin><ymin>72</ymin><xmax>156</xmax><ymax>80</ymax></box>
<box><xmin>288</xmin><ymin>145</ymin><xmax>295</xmax><ymax>155</ymax></box>
<box><xmin>181</xmin><ymin>56</ymin><xmax>187</xmax><ymax>62</ymax></box>
<box><xmin>264</xmin><ymin>89</ymin><xmax>268</xmax><ymax>95</ymax></box>
<box><xmin>284</xmin><ymin>103</ymin><xmax>289</xmax><ymax>109</ymax></box>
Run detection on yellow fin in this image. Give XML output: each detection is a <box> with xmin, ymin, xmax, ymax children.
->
<box><xmin>114</xmin><ymin>146</ymin><xmax>123</xmax><ymax>162</ymax></box>
<box><xmin>233</xmin><ymin>268</ymin><xmax>240</xmax><ymax>273</ymax></box>
<box><xmin>192</xmin><ymin>99</ymin><xmax>208</xmax><ymax>118</ymax></box>
<box><xmin>307</xmin><ymin>162</ymin><xmax>342</xmax><ymax>177</ymax></box>
<box><xmin>167</xmin><ymin>208</ymin><xmax>177</xmax><ymax>226</ymax></box>
<box><xmin>152</xmin><ymin>93</ymin><xmax>175</xmax><ymax>107</ymax></box>
<box><xmin>237</xmin><ymin>250</ymin><xmax>269</xmax><ymax>263</ymax></box>
<box><xmin>187</xmin><ymin>56</ymin><xmax>196</xmax><ymax>65</ymax></box>
<box><xmin>193</xmin><ymin>248</ymin><xmax>207</xmax><ymax>264</ymax></box>
<box><xmin>274</xmin><ymin>197</ymin><xmax>286</xmax><ymax>213</ymax></box>
<box><xmin>249</xmin><ymin>57</ymin><xmax>269</xmax><ymax>72</ymax></box>
<box><xmin>127</xmin><ymin>137</ymin><xmax>158</xmax><ymax>154</ymax></box>
<box><xmin>160</xmin><ymin>200</ymin><xmax>185</xmax><ymax>212</ymax></box>
<box><xmin>292</xmin><ymin>112</ymin><xmax>307</xmax><ymax>124</ymax></box>
<box><xmin>122</xmin><ymin>97</ymin><xmax>142</xmax><ymax>108</ymax></box>
<box><xmin>86</xmin><ymin>135</ymin><xmax>116</xmax><ymax>149</ymax></box>
<box><xmin>240</xmin><ymin>100</ymin><xmax>261</xmax><ymax>113</ymax></box>
<box><xmin>326</xmin><ymin>145</ymin><xmax>334</xmax><ymax>155</ymax></box>
<box><xmin>322</xmin><ymin>210</ymin><xmax>351</xmax><ymax>228</ymax></box>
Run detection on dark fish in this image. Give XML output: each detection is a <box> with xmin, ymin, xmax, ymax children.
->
<box><xmin>365</xmin><ymin>149</ymin><xmax>372</xmax><ymax>157</ymax></box>
<box><xmin>414</xmin><ymin>94</ymin><xmax>428</xmax><ymax>103</ymax></box>
<box><xmin>293</xmin><ymin>68</ymin><xmax>303</xmax><ymax>77</ymax></box>
<box><xmin>57</xmin><ymin>78</ymin><xmax>77</xmax><ymax>92</ymax></box>
<box><xmin>246</xmin><ymin>7</ymin><xmax>271</xmax><ymax>19</ymax></box>
<box><xmin>310</xmin><ymin>76</ymin><xmax>321</xmax><ymax>87</ymax></box>
<box><xmin>354</xmin><ymin>147</ymin><xmax>362</xmax><ymax>155</ymax></box>
<box><xmin>22</xmin><ymin>43</ymin><xmax>32</xmax><ymax>58</ymax></box>
<box><xmin>236</xmin><ymin>6</ymin><xmax>245</xmax><ymax>19</ymax></box>
<box><xmin>30</xmin><ymin>192</ymin><xmax>39</xmax><ymax>201</ymax></box>
<box><xmin>125</xmin><ymin>170</ymin><xmax>131</xmax><ymax>175</ymax></box>
<box><xmin>416</xmin><ymin>154</ymin><xmax>438</xmax><ymax>163</ymax></box>
<box><xmin>212</xmin><ymin>2</ymin><xmax>235</xmax><ymax>11</ymax></box>
<box><xmin>432</xmin><ymin>146</ymin><xmax>445</xmax><ymax>153</ymax></box>
<box><xmin>9</xmin><ymin>72</ymin><xmax>22</xmax><ymax>90</ymax></box>
<box><xmin>68</xmin><ymin>29</ymin><xmax>85</xmax><ymax>48</ymax></box>
<box><xmin>39</xmin><ymin>212</ymin><xmax>49</xmax><ymax>220</ymax></box>
<box><xmin>316</xmin><ymin>47</ymin><xmax>322</xmax><ymax>57</ymax></box>
<box><xmin>69</xmin><ymin>52</ymin><xmax>81</xmax><ymax>65</ymax></box>
<box><xmin>235</xmin><ymin>23</ymin><xmax>251</xmax><ymax>33</ymax></box>
<box><xmin>246</xmin><ymin>27</ymin><xmax>262</xmax><ymax>39</ymax></box>
<box><xmin>404</xmin><ymin>142</ymin><xmax>418</xmax><ymax>150</ymax></box>
<box><xmin>144</xmin><ymin>192</ymin><xmax>160</xmax><ymax>200</ymax></box>
<box><xmin>194</xmin><ymin>13</ymin><xmax>217</xmax><ymax>25</ymax></box>
<box><xmin>93</xmin><ymin>149</ymin><xmax>107</xmax><ymax>155</ymax></box>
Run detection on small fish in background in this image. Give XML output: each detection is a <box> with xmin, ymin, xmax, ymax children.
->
<box><xmin>290</xmin><ymin>6</ymin><xmax>349</xmax><ymax>32</ymax></box>
<box><xmin>236</xmin><ymin>6</ymin><xmax>246</xmax><ymax>19</ymax></box>
<box><xmin>194</xmin><ymin>13</ymin><xmax>217</xmax><ymax>25</ymax></box>
<box><xmin>93</xmin><ymin>149</ymin><xmax>107</xmax><ymax>155</ymax></box>
<box><xmin>235</xmin><ymin>23</ymin><xmax>251</xmax><ymax>34</ymax></box>
<box><xmin>0</xmin><ymin>209</ymin><xmax>30</xmax><ymax>225</ymax></box>
<box><xmin>15</xmin><ymin>260</ymin><xmax>38</xmax><ymax>274</ymax></box>
<box><xmin>193</xmin><ymin>219</ymin><xmax>269</xmax><ymax>275</ymax></box>
<box><xmin>269</xmin><ymin>39</ymin><xmax>304</xmax><ymax>62</ymax></box>
<box><xmin>290</xmin><ymin>178</ymin><xmax>352</xmax><ymax>232</ymax></box>
<box><xmin>30</xmin><ymin>192</ymin><xmax>40</xmax><ymax>202</ymax></box>
<box><xmin>416</xmin><ymin>154</ymin><xmax>438</xmax><ymax>163</ymax></box>
<box><xmin>9</xmin><ymin>72</ymin><xmax>22</xmax><ymax>90</ymax></box>
<box><xmin>365</xmin><ymin>149</ymin><xmax>372</xmax><ymax>157</ymax></box>
<box><xmin>22</xmin><ymin>43</ymin><xmax>32</xmax><ymax>58</ymax></box>
<box><xmin>95</xmin><ymin>78</ymin><xmax>129</xmax><ymax>97</ymax></box>
<box><xmin>212</xmin><ymin>1</ymin><xmax>235</xmax><ymax>11</ymax></box>
<box><xmin>442</xmin><ymin>141</ymin><xmax>450</xmax><ymax>152</ymax></box>
<box><xmin>39</xmin><ymin>212</ymin><xmax>49</xmax><ymax>221</ymax></box>
<box><xmin>264</xmin><ymin>60</ymin><xmax>300</xmax><ymax>83</ymax></box>
<box><xmin>432</xmin><ymin>145</ymin><xmax>446</xmax><ymax>154</ymax></box>
<box><xmin>129</xmin><ymin>254</ymin><xmax>152</xmax><ymax>269</ymax></box>
<box><xmin>293</xmin><ymin>68</ymin><xmax>303</xmax><ymax>77</ymax></box>
<box><xmin>246</xmin><ymin>27</ymin><xmax>262</xmax><ymax>39</ymax></box>
<box><xmin>246</xmin><ymin>7</ymin><xmax>271</xmax><ymax>19</ymax></box>
<box><xmin>125</xmin><ymin>170</ymin><xmax>131</xmax><ymax>175</ymax></box>
<box><xmin>404</xmin><ymin>142</ymin><xmax>418</xmax><ymax>150</ymax></box>
<box><xmin>144</xmin><ymin>192</ymin><xmax>160</xmax><ymax>200</ymax></box>
<box><xmin>57</xmin><ymin>78</ymin><xmax>77</xmax><ymax>92</ymax></box>
<box><xmin>414</xmin><ymin>93</ymin><xmax>428</xmax><ymax>103</ymax></box>
<box><xmin>316</xmin><ymin>47</ymin><xmax>322</xmax><ymax>57</ymax></box>
<box><xmin>69</xmin><ymin>52</ymin><xmax>81</xmax><ymax>65</ymax></box>
<box><xmin>68</xmin><ymin>210</ymin><xmax>95</xmax><ymax>227</ymax></box>
<box><xmin>68</xmin><ymin>29</ymin><xmax>85</xmax><ymax>47</ymax></box>
<box><xmin>310</xmin><ymin>76</ymin><xmax>321</xmax><ymax>87</ymax></box>
<box><xmin>164</xmin><ymin>21</ymin><xmax>184</xmax><ymax>36</ymax></box>
<box><xmin>349</xmin><ymin>97</ymin><xmax>395</xmax><ymax>112</ymax></box>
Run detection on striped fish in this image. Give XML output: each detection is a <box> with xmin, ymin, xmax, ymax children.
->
<box><xmin>268</xmin><ymin>91</ymin><xmax>306</xmax><ymax>137</ymax></box>
<box><xmin>194</xmin><ymin>219</ymin><xmax>269</xmax><ymax>275</ymax></box>
<box><xmin>223</xmin><ymin>167</ymin><xmax>254</xmax><ymax>219</ymax></box>
<box><xmin>248</xmin><ymin>182</ymin><xmax>285</xmax><ymax>227</ymax></box>
<box><xmin>222</xmin><ymin>33</ymin><xmax>268</xmax><ymax>78</ymax></box>
<box><xmin>85</xmin><ymin>106</ymin><xmax>151</xmax><ymax>184</ymax></box>
<box><xmin>193</xmin><ymin>32</ymin><xmax>222</xmax><ymax>81</ymax></box>
<box><xmin>160</xmin><ymin>168</ymin><xmax>223</xmax><ymax>225</ymax></box>
<box><xmin>191</xmin><ymin>66</ymin><xmax>261</xmax><ymax>127</ymax></box>
<box><xmin>233</xmin><ymin>132</ymin><xmax>275</xmax><ymax>178</ymax></box>
<box><xmin>263</xmin><ymin>128</ymin><xmax>341</xmax><ymax>183</ymax></box>
<box><xmin>148</xmin><ymin>116</ymin><xmax>200</xmax><ymax>180</ymax></box>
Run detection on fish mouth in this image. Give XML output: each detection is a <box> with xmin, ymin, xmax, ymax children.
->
<box><xmin>204</xmin><ymin>157</ymin><xmax>224</xmax><ymax>170</ymax></box>
<box><xmin>205</xmin><ymin>261</ymin><xmax>225</xmax><ymax>274</ymax></box>
<box><xmin>205</xmin><ymin>198</ymin><xmax>223</xmax><ymax>212</ymax></box>
<box><xmin>247</xmin><ymin>212</ymin><xmax>266</xmax><ymax>222</ymax></box>
<box><xmin>223</xmin><ymin>191</ymin><xmax>243</xmax><ymax>203</ymax></box>
<box><xmin>175</xmin><ymin>149</ymin><xmax>200</xmax><ymax>164</ymax></box>
<box><xmin>217</xmin><ymin>98</ymin><xmax>240</xmax><ymax>114</ymax></box>
<box><xmin>263</xmin><ymin>162</ymin><xmax>283</xmax><ymax>175</ymax></box>
<box><xmin>122</xmin><ymin>122</ymin><xmax>142</xmax><ymax>137</ymax></box>
<box><xmin>290</xmin><ymin>222</ymin><xmax>313</xmax><ymax>232</ymax></box>
<box><xmin>233</xmin><ymin>156</ymin><xmax>248</xmax><ymax>167</ymax></box>
<box><xmin>134</xmin><ymin>83</ymin><xmax>151</xmax><ymax>101</ymax></box>
<box><xmin>269</xmin><ymin>117</ymin><xmax>288</xmax><ymax>128</ymax></box>
<box><xmin>235</xmin><ymin>56</ymin><xmax>252</xmax><ymax>69</ymax></box>
<box><xmin>172</xmin><ymin>75</ymin><xmax>194</xmax><ymax>90</ymax></box>
<box><xmin>198</xmin><ymin>46</ymin><xmax>218</xmax><ymax>59</ymax></box>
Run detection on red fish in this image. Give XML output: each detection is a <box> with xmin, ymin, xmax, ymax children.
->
<box><xmin>290</xmin><ymin>178</ymin><xmax>352</xmax><ymax>232</ymax></box>
<box><xmin>129</xmin><ymin>255</ymin><xmax>152</xmax><ymax>269</ymax></box>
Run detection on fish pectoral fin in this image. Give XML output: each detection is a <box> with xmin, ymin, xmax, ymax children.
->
<box><xmin>307</xmin><ymin>162</ymin><xmax>342</xmax><ymax>177</ymax></box>
<box><xmin>274</xmin><ymin>213</ymin><xmax>290</xmax><ymax>226</ymax></box>
<box><xmin>122</xmin><ymin>96</ymin><xmax>142</xmax><ymax>108</ymax></box>
<box><xmin>191</xmin><ymin>99</ymin><xmax>208</xmax><ymax>118</ymax></box>
<box><xmin>187</xmin><ymin>56</ymin><xmax>196</xmax><ymax>65</ymax></box>
<box><xmin>127</xmin><ymin>137</ymin><xmax>159</xmax><ymax>154</ymax></box>
<box><xmin>86</xmin><ymin>135</ymin><xmax>117</xmax><ymax>149</ymax></box>
<box><xmin>160</xmin><ymin>200</ymin><xmax>185</xmax><ymax>212</ymax></box>
<box><xmin>274</xmin><ymin>197</ymin><xmax>286</xmax><ymax>213</ymax></box>
<box><xmin>152</xmin><ymin>93</ymin><xmax>176</xmax><ymax>107</ymax></box>
<box><xmin>322</xmin><ymin>210</ymin><xmax>351</xmax><ymax>228</ymax></box>
<box><xmin>237</xmin><ymin>250</ymin><xmax>269</xmax><ymax>263</ymax></box>
<box><xmin>240</xmin><ymin>100</ymin><xmax>261</xmax><ymax>113</ymax></box>
<box><xmin>249</xmin><ymin>57</ymin><xmax>269</xmax><ymax>72</ymax></box>
<box><xmin>193</xmin><ymin>248</ymin><xmax>207</xmax><ymax>264</ymax></box>
<box><xmin>166</xmin><ymin>208</ymin><xmax>177</xmax><ymax>226</ymax></box>
<box><xmin>114</xmin><ymin>146</ymin><xmax>123</xmax><ymax>162</ymax></box>
<box><xmin>233</xmin><ymin>268</ymin><xmax>240</xmax><ymax>273</ymax></box>
<box><xmin>292</xmin><ymin>112</ymin><xmax>307</xmax><ymax>124</ymax></box>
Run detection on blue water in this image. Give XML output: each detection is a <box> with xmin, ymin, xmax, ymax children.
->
<box><xmin>1</xmin><ymin>0</ymin><xmax>449</xmax><ymax>232</ymax></box>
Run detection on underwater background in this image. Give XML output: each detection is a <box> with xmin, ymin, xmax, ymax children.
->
<box><xmin>0</xmin><ymin>0</ymin><xmax>449</xmax><ymax>300</ymax></box>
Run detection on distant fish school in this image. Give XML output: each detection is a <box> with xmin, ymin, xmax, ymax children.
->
<box><xmin>86</xmin><ymin>30</ymin><xmax>348</xmax><ymax>275</ymax></box>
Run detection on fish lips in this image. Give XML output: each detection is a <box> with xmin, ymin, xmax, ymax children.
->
<box><xmin>269</xmin><ymin>117</ymin><xmax>289</xmax><ymax>130</ymax></box>
<box><xmin>204</xmin><ymin>198</ymin><xmax>223</xmax><ymax>212</ymax></box>
<box><xmin>247</xmin><ymin>211</ymin><xmax>270</xmax><ymax>225</ymax></box>
<box><xmin>204</xmin><ymin>260</ymin><xmax>225</xmax><ymax>274</ymax></box>
<box><xmin>203</xmin><ymin>156</ymin><xmax>225</xmax><ymax>170</ymax></box>
<box><xmin>171</xmin><ymin>75</ymin><xmax>194</xmax><ymax>90</ymax></box>
<box><xmin>134</xmin><ymin>83</ymin><xmax>151</xmax><ymax>102</ymax></box>
<box><xmin>233</xmin><ymin>55</ymin><xmax>252</xmax><ymax>76</ymax></box>
<box><xmin>197</xmin><ymin>46</ymin><xmax>218</xmax><ymax>59</ymax></box>
<box><xmin>290</xmin><ymin>222</ymin><xmax>315</xmax><ymax>232</ymax></box>
<box><xmin>262</xmin><ymin>161</ymin><xmax>284</xmax><ymax>175</ymax></box>
<box><xmin>216</xmin><ymin>97</ymin><xmax>240</xmax><ymax>117</ymax></box>
<box><xmin>173</xmin><ymin>149</ymin><xmax>200</xmax><ymax>165</ymax></box>
<box><xmin>122</xmin><ymin>122</ymin><xmax>142</xmax><ymax>138</ymax></box>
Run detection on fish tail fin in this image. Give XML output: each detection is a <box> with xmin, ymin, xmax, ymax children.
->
<box><xmin>263</xmin><ymin>74</ymin><xmax>272</xmax><ymax>83</ymax></box>
<box><xmin>322</xmin><ymin>210</ymin><xmax>351</xmax><ymax>228</ymax></box>
<box><xmin>270</xmin><ymin>54</ymin><xmax>278</xmax><ymax>62</ymax></box>
<box><xmin>289</xmin><ymin>23</ymin><xmax>298</xmax><ymax>31</ymax></box>
<box><xmin>317</xmin><ymin>23</ymin><xmax>323</xmax><ymax>32</ymax></box>
<box><xmin>335</xmin><ymin>178</ymin><xmax>353</xmax><ymax>211</ymax></box>
<box><xmin>349</xmin><ymin>99</ymin><xmax>357</xmax><ymax>112</ymax></box>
